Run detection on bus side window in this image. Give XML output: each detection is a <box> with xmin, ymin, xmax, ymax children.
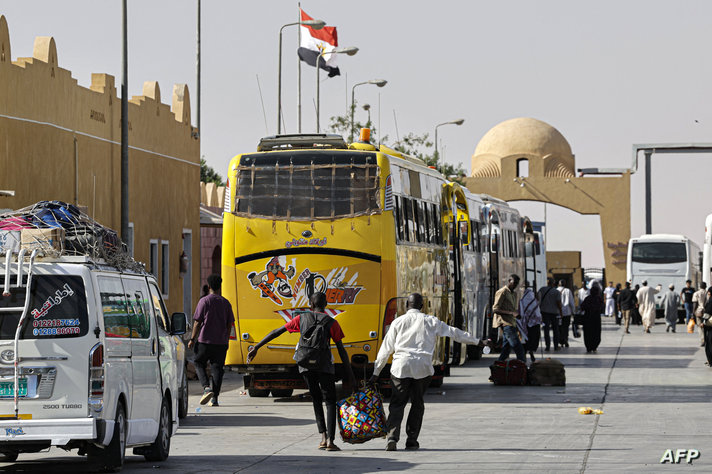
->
<box><xmin>423</xmin><ymin>203</ymin><xmax>431</xmax><ymax>244</ymax></box>
<box><xmin>394</xmin><ymin>195</ymin><xmax>403</xmax><ymax>242</ymax></box>
<box><xmin>402</xmin><ymin>197</ymin><xmax>412</xmax><ymax>242</ymax></box>
<box><xmin>417</xmin><ymin>201</ymin><xmax>426</xmax><ymax>243</ymax></box>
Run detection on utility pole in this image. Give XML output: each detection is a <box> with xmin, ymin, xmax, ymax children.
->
<box><xmin>120</xmin><ymin>0</ymin><xmax>129</xmax><ymax>243</ymax></box>
<box><xmin>196</xmin><ymin>0</ymin><xmax>201</xmax><ymax>135</ymax></box>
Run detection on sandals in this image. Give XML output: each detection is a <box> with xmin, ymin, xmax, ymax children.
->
<box><xmin>325</xmin><ymin>444</ymin><xmax>341</xmax><ymax>451</ymax></box>
<box><xmin>318</xmin><ymin>441</ymin><xmax>328</xmax><ymax>450</ymax></box>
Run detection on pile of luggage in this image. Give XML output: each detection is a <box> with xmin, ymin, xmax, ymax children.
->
<box><xmin>0</xmin><ymin>200</ymin><xmax>126</xmax><ymax>263</ymax></box>
<box><xmin>489</xmin><ymin>358</ymin><xmax>566</xmax><ymax>386</ymax></box>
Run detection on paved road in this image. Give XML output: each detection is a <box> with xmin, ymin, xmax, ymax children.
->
<box><xmin>2</xmin><ymin>318</ymin><xmax>710</xmax><ymax>472</ymax></box>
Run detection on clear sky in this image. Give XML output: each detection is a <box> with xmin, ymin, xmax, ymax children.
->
<box><xmin>3</xmin><ymin>1</ymin><xmax>712</xmax><ymax>269</ymax></box>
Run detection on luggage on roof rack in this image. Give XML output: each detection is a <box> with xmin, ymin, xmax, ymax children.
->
<box><xmin>257</xmin><ymin>134</ymin><xmax>348</xmax><ymax>152</ymax></box>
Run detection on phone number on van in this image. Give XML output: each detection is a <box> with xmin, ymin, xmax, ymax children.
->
<box><xmin>33</xmin><ymin>327</ymin><xmax>80</xmax><ymax>336</ymax></box>
<box><xmin>33</xmin><ymin>319</ymin><xmax>80</xmax><ymax>328</ymax></box>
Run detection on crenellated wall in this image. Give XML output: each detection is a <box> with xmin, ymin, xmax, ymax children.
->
<box><xmin>0</xmin><ymin>15</ymin><xmax>201</xmax><ymax>316</ymax></box>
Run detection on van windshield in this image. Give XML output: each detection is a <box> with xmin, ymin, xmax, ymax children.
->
<box><xmin>0</xmin><ymin>275</ymin><xmax>89</xmax><ymax>339</ymax></box>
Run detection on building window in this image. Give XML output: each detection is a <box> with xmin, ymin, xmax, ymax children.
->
<box><xmin>161</xmin><ymin>240</ymin><xmax>169</xmax><ymax>298</ymax></box>
<box><xmin>517</xmin><ymin>158</ymin><xmax>529</xmax><ymax>178</ymax></box>
<box><xmin>149</xmin><ymin>240</ymin><xmax>158</xmax><ymax>278</ymax></box>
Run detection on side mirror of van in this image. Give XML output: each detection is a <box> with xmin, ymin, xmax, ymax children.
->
<box><xmin>171</xmin><ymin>312</ymin><xmax>187</xmax><ymax>336</ymax></box>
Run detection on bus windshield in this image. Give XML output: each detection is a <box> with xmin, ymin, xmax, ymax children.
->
<box><xmin>234</xmin><ymin>151</ymin><xmax>380</xmax><ymax>220</ymax></box>
<box><xmin>631</xmin><ymin>242</ymin><xmax>686</xmax><ymax>264</ymax></box>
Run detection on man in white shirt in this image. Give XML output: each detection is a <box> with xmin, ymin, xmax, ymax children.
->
<box><xmin>368</xmin><ymin>293</ymin><xmax>486</xmax><ymax>452</ymax></box>
<box><xmin>557</xmin><ymin>280</ymin><xmax>575</xmax><ymax>348</ymax></box>
<box><xmin>604</xmin><ymin>281</ymin><xmax>616</xmax><ymax>317</ymax></box>
<box><xmin>573</xmin><ymin>281</ymin><xmax>589</xmax><ymax>338</ymax></box>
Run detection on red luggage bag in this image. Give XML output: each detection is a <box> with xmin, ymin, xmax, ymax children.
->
<box><xmin>489</xmin><ymin>359</ymin><xmax>528</xmax><ymax>385</ymax></box>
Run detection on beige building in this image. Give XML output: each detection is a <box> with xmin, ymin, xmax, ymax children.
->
<box><xmin>546</xmin><ymin>251</ymin><xmax>583</xmax><ymax>288</ymax></box>
<box><xmin>464</xmin><ymin>117</ymin><xmax>630</xmax><ymax>285</ymax></box>
<box><xmin>0</xmin><ymin>16</ymin><xmax>200</xmax><ymax>316</ymax></box>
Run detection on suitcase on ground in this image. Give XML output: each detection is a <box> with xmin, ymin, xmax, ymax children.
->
<box><xmin>489</xmin><ymin>359</ymin><xmax>528</xmax><ymax>385</ymax></box>
<box><xmin>528</xmin><ymin>358</ymin><xmax>566</xmax><ymax>386</ymax></box>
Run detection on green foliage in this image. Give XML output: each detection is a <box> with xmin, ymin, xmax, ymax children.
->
<box><xmin>328</xmin><ymin>103</ymin><xmax>467</xmax><ymax>184</ymax></box>
<box><xmin>200</xmin><ymin>158</ymin><xmax>224</xmax><ymax>186</ymax></box>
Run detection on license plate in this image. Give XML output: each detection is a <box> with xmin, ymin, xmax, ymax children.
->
<box><xmin>0</xmin><ymin>379</ymin><xmax>28</xmax><ymax>397</ymax></box>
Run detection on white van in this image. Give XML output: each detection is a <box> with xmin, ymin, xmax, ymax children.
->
<box><xmin>0</xmin><ymin>253</ymin><xmax>188</xmax><ymax>470</ymax></box>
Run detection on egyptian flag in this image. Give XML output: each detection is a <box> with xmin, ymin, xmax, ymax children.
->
<box><xmin>298</xmin><ymin>9</ymin><xmax>340</xmax><ymax>77</ymax></box>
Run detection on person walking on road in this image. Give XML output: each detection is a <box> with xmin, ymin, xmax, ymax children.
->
<box><xmin>537</xmin><ymin>277</ymin><xmax>563</xmax><ymax>351</ymax></box>
<box><xmin>188</xmin><ymin>274</ymin><xmax>234</xmax><ymax>407</ymax></box>
<box><xmin>368</xmin><ymin>293</ymin><xmax>486</xmax><ymax>451</ymax></box>
<box><xmin>632</xmin><ymin>284</ymin><xmax>642</xmax><ymax>325</ymax></box>
<box><xmin>581</xmin><ymin>284</ymin><xmax>605</xmax><ymax>353</ymax></box>
<box><xmin>247</xmin><ymin>292</ymin><xmax>357</xmax><ymax>452</ymax></box>
<box><xmin>637</xmin><ymin>281</ymin><xmax>662</xmax><ymax>333</ymax></box>
<box><xmin>662</xmin><ymin>284</ymin><xmax>680</xmax><ymax>333</ymax></box>
<box><xmin>573</xmin><ymin>281</ymin><xmax>589</xmax><ymax>338</ymax></box>
<box><xmin>693</xmin><ymin>282</ymin><xmax>708</xmax><ymax>347</ymax></box>
<box><xmin>613</xmin><ymin>283</ymin><xmax>622</xmax><ymax>325</ymax></box>
<box><xmin>557</xmin><ymin>280</ymin><xmax>575</xmax><ymax>348</ymax></box>
<box><xmin>493</xmin><ymin>274</ymin><xmax>527</xmax><ymax>362</ymax></box>
<box><xmin>519</xmin><ymin>282</ymin><xmax>542</xmax><ymax>362</ymax></box>
<box><xmin>618</xmin><ymin>281</ymin><xmax>636</xmax><ymax>334</ymax></box>
<box><xmin>681</xmin><ymin>280</ymin><xmax>696</xmax><ymax>326</ymax></box>
<box><xmin>604</xmin><ymin>282</ymin><xmax>616</xmax><ymax>318</ymax></box>
<box><xmin>702</xmin><ymin>288</ymin><xmax>712</xmax><ymax>366</ymax></box>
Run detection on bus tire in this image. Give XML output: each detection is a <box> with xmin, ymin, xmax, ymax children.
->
<box><xmin>0</xmin><ymin>450</ymin><xmax>18</xmax><ymax>462</ymax></box>
<box><xmin>248</xmin><ymin>388</ymin><xmax>270</xmax><ymax>397</ymax></box>
<box><xmin>270</xmin><ymin>389</ymin><xmax>293</xmax><ymax>398</ymax></box>
<box><xmin>467</xmin><ymin>345</ymin><xmax>482</xmax><ymax>360</ymax></box>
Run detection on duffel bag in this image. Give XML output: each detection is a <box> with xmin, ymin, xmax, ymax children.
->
<box><xmin>489</xmin><ymin>359</ymin><xmax>528</xmax><ymax>386</ymax></box>
<box><xmin>337</xmin><ymin>385</ymin><xmax>388</xmax><ymax>444</ymax></box>
<box><xmin>528</xmin><ymin>358</ymin><xmax>566</xmax><ymax>386</ymax></box>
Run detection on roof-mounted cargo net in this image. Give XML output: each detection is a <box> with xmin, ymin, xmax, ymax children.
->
<box><xmin>257</xmin><ymin>134</ymin><xmax>348</xmax><ymax>152</ymax></box>
<box><xmin>0</xmin><ymin>201</ymin><xmax>142</xmax><ymax>271</ymax></box>
<box><xmin>234</xmin><ymin>151</ymin><xmax>380</xmax><ymax>220</ymax></box>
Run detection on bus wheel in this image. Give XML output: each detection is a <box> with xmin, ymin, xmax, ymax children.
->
<box><xmin>467</xmin><ymin>345</ymin><xmax>482</xmax><ymax>360</ymax></box>
<box><xmin>248</xmin><ymin>388</ymin><xmax>270</xmax><ymax>397</ymax></box>
<box><xmin>270</xmin><ymin>389</ymin><xmax>293</xmax><ymax>398</ymax></box>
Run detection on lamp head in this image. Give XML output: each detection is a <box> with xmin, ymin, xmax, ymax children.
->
<box><xmin>302</xmin><ymin>19</ymin><xmax>326</xmax><ymax>29</ymax></box>
<box><xmin>363</xmin><ymin>104</ymin><xmax>371</xmax><ymax>111</ymax></box>
<box><xmin>453</xmin><ymin>119</ymin><xmax>465</xmax><ymax>126</ymax></box>
<box><xmin>336</xmin><ymin>46</ymin><xmax>359</xmax><ymax>56</ymax></box>
<box><xmin>369</xmin><ymin>79</ymin><xmax>388</xmax><ymax>87</ymax></box>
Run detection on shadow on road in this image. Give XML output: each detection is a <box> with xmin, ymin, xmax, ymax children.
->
<box><xmin>180</xmin><ymin>413</ymin><xmax>313</xmax><ymax>428</ymax></box>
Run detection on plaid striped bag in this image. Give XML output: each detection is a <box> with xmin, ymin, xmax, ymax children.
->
<box><xmin>337</xmin><ymin>385</ymin><xmax>388</xmax><ymax>444</ymax></box>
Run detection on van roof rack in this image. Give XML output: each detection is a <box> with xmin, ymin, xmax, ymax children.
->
<box><xmin>257</xmin><ymin>134</ymin><xmax>348</xmax><ymax>152</ymax></box>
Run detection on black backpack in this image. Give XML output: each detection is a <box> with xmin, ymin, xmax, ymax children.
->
<box><xmin>294</xmin><ymin>311</ymin><xmax>333</xmax><ymax>371</ymax></box>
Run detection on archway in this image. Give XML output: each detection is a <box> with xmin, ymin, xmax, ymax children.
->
<box><xmin>465</xmin><ymin>117</ymin><xmax>630</xmax><ymax>284</ymax></box>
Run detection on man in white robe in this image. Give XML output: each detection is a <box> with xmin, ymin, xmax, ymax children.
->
<box><xmin>637</xmin><ymin>280</ymin><xmax>662</xmax><ymax>333</ymax></box>
<box><xmin>604</xmin><ymin>282</ymin><xmax>616</xmax><ymax>317</ymax></box>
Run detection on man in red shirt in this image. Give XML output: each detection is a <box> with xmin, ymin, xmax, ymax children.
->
<box><xmin>247</xmin><ymin>292</ymin><xmax>356</xmax><ymax>451</ymax></box>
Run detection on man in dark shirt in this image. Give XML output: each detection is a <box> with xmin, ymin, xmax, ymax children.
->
<box><xmin>247</xmin><ymin>292</ymin><xmax>356</xmax><ymax>451</ymax></box>
<box><xmin>537</xmin><ymin>277</ymin><xmax>562</xmax><ymax>351</ymax></box>
<box><xmin>681</xmin><ymin>280</ymin><xmax>696</xmax><ymax>326</ymax></box>
<box><xmin>618</xmin><ymin>281</ymin><xmax>636</xmax><ymax>334</ymax></box>
<box><xmin>188</xmin><ymin>274</ymin><xmax>234</xmax><ymax>407</ymax></box>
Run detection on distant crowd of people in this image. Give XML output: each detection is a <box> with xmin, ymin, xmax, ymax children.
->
<box><xmin>493</xmin><ymin>275</ymin><xmax>712</xmax><ymax>363</ymax></box>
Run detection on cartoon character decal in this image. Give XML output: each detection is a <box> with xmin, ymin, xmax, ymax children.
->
<box><xmin>246</xmin><ymin>257</ymin><xmax>363</xmax><ymax>309</ymax></box>
<box><xmin>247</xmin><ymin>256</ymin><xmax>296</xmax><ymax>305</ymax></box>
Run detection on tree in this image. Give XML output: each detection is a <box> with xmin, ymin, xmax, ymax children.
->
<box><xmin>200</xmin><ymin>157</ymin><xmax>224</xmax><ymax>186</ymax></box>
<box><xmin>328</xmin><ymin>105</ymin><xmax>467</xmax><ymax>183</ymax></box>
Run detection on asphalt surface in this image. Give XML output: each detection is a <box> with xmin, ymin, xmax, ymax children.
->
<box><xmin>2</xmin><ymin>317</ymin><xmax>710</xmax><ymax>473</ymax></box>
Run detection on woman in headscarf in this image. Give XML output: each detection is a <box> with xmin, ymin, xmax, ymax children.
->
<box><xmin>518</xmin><ymin>281</ymin><xmax>542</xmax><ymax>362</ymax></box>
<box><xmin>581</xmin><ymin>284</ymin><xmax>605</xmax><ymax>353</ymax></box>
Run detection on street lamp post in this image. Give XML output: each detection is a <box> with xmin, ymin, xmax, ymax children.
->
<box><xmin>434</xmin><ymin>119</ymin><xmax>465</xmax><ymax>173</ymax></box>
<box><xmin>350</xmin><ymin>79</ymin><xmax>387</xmax><ymax>142</ymax></box>
<box><xmin>316</xmin><ymin>46</ymin><xmax>358</xmax><ymax>133</ymax></box>
<box><xmin>278</xmin><ymin>19</ymin><xmax>325</xmax><ymax>135</ymax></box>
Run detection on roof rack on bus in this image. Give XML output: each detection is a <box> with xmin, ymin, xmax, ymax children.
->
<box><xmin>257</xmin><ymin>134</ymin><xmax>348</xmax><ymax>152</ymax></box>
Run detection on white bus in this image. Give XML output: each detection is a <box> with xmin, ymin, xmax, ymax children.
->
<box><xmin>703</xmin><ymin>214</ymin><xmax>712</xmax><ymax>286</ymax></box>
<box><xmin>627</xmin><ymin>234</ymin><xmax>702</xmax><ymax>319</ymax></box>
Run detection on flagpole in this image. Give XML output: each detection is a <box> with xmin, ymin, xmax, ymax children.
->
<box><xmin>297</xmin><ymin>3</ymin><xmax>302</xmax><ymax>133</ymax></box>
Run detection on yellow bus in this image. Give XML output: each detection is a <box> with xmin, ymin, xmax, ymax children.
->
<box><xmin>221</xmin><ymin>132</ymin><xmax>475</xmax><ymax>397</ymax></box>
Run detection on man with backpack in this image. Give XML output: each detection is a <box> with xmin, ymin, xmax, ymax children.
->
<box><xmin>247</xmin><ymin>291</ymin><xmax>356</xmax><ymax>452</ymax></box>
<box><xmin>368</xmin><ymin>293</ymin><xmax>487</xmax><ymax>451</ymax></box>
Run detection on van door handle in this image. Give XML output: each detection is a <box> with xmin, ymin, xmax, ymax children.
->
<box><xmin>151</xmin><ymin>338</ymin><xmax>157</xmax><ymax>355</ymax></box>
